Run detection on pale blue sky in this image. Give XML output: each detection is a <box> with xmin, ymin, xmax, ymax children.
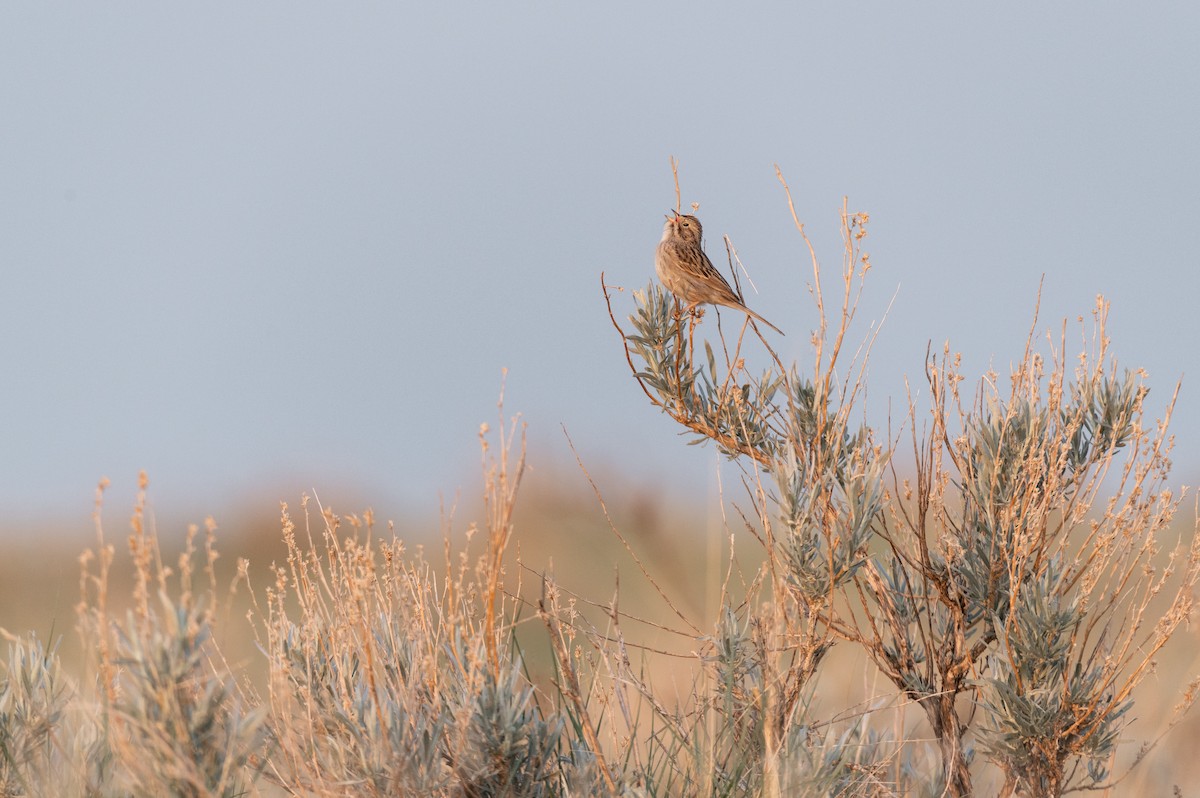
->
<box><xmin>2</xmin><ymin>5</ymin><xmax>1197</xmax><ymax>529</ymax></box>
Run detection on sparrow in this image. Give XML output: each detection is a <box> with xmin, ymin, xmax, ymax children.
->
<box><xmin>655</xmin><ymin>212</ymin><xmax>783</xmax><ymax>336</ymax></box>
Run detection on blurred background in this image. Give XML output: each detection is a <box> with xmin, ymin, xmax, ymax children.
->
<box><xmin>2</xmin><ymin>3</ymin><xmax>1199</xmax><ymax>790</ymax></box>
<box><xmin>2</xmin><ymin>4</ymin><xmax>1197</xmax><ymax>531</ymax></box>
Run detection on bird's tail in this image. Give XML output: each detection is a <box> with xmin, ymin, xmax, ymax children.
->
<box><xmin>743</xmin><ymin>306</ymin><xmax>784</xmax><ymax>336</ymax></box>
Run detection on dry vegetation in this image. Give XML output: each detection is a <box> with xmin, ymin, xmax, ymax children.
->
<box><xmin>2</xmin><ymin>184</ymin><xmax>1198</xmax><ymax>797</ymax></box>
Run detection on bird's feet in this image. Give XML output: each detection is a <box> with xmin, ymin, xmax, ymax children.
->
<box><xmin>670</xmin><ymin>304</ymin><xmax>705</xmax><ymax>326</ymax></box>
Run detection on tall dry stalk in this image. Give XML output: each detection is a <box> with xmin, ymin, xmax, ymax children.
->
<box><xmin>607</xmin><ymin>175</ymin><xmax>1199</xmax><ymax>796</ymax></box>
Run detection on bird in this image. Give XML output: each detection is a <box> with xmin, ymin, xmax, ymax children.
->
<box><xmin>655</xmin><ymin>211</ymin><xmax>784</xmax><ymax>335</ymax></box>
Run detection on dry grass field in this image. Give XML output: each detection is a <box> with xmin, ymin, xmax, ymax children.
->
<box><xmin>0</xmin><ymin>449</ymin><xmax>1197</xmax><ymax>795</ymax></box>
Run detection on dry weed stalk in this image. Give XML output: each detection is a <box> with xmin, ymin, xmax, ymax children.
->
<box><xmin>74</xmin><ymin>471</ymin><xmax>266</xmax><ymax>797</ymax></box>
<box><xmin>608</xmin><ymin>179</ymin><xmax>1199</xmax><ymax>797</ymax></box>
<box><xmin>599</xmin><ymin>179</ymin><xmax>900</xmax><ymax>795</ymax></box>
<box><xmin>848</xmin><ymin>296</ymin><xmax>1200</xmax><ymax>797</ymax></box>
<box><xmin>256</xmin><ymin>408</ymin><xmax>607</xmax><ymax>797</ymax></box>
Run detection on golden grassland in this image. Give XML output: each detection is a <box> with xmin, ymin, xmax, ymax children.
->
<box><xmin>1</xmin><ymin>454</ymin><xmax>1197</xmax><ymax>795</ymax></box>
